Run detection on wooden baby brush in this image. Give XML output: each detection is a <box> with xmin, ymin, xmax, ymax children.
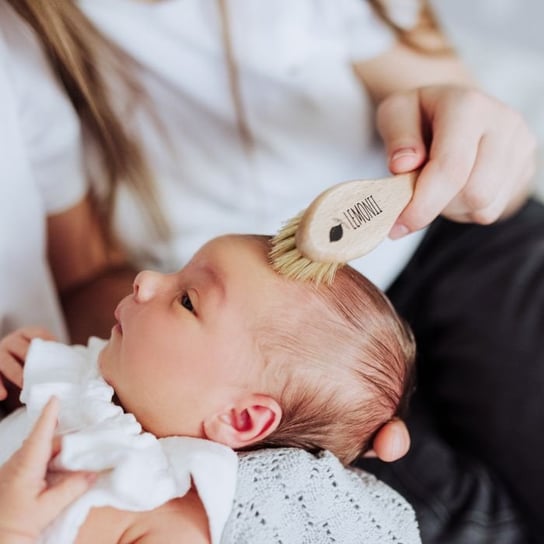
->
<box><xmin>270</xmin><ymin>171</ymin><xmax>417</xmax><ymax>285</ymax></box>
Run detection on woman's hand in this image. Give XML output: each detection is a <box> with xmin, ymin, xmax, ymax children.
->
<box><xmin>366</xmin><ymin>418</ymin><xmax>410</xmax><ymax>462</ymax></box>
<box><xmin>0</xmin><ymin>397</ymin><xmax>96</xmax><ymax>544</ymax></box>
<box><xmin>0</xmin><ymin>328</ymin><xmax>55</xmax><ymax>404</ymax></box>
<box><xmin>377</xmin><ymin>85</ymin><xmax>537</xmax><ymax>238</ymax></box>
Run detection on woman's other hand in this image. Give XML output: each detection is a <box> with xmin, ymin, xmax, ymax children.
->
<box><xmin>0</xmin><ymin>397</ymin><xmax>95</xmax><ymax>544</ymax></box>
<box><xmin>0</xmin><ymin>327</ymin><xmax>55</xmax><ymax>406</ymax></box>
<box><xmin>366</xmin><ymin>418</ymin><xmax>410</xmax><ymax>462</ymax></box>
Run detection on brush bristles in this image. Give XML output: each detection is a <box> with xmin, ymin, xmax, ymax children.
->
<box><xmin>270</xmin><ymin>213</ymin><xmax>342</xmax><ymax>285</ymax></box>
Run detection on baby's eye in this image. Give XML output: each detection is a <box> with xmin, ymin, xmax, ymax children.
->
<box><xmin>180</xmin><ymin>292</ymin><xmax>195</xmax><ymax>313</ymax></box>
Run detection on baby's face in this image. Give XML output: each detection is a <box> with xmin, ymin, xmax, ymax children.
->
<box><xmin>99</xmin><ymin>235</ymin><xmax>282</xmax><ymax>438</ymax></box>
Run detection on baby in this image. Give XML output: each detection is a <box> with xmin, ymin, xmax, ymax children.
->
<box><xmin>0</xmin><ymin>234</ymin><xmax>417</xmax><ymax>543</ymax></box>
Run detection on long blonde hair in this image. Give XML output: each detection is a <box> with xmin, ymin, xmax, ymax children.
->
<box><xmin>368</xmin><ymin>0</ymin><xmax>453</xmax><ymax>54</ymax></box>
<box><xmin>6</xmin><ymin>0</ymin><xmax>167</xmax><ymax>243</ymax></box>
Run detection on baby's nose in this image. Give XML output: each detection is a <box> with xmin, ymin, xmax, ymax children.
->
<box><xmin>133</xmin><ymin>270</ymin><xmax>165</xmax><ymax>302</ymax></box>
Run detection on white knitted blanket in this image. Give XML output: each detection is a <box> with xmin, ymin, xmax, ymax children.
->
<box><xmin>223</xmin><ymin>448</ymin><xmax>421</xmax><ymax>543</ymax></box>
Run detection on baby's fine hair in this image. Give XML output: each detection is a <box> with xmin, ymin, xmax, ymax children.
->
<box><xmin>252</xmin><ymin>238</ymin><xmax>416</xmax><ymax>465</ymax></box>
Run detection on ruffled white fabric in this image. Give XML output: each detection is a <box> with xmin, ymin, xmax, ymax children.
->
<box><xmin>0</xmin><ymin>338</ymin><xmax>237</xmax><ymax>544</ymax></box>
<box><xmin>224</xmin><ymin>448</ymin><xmax>421</xmax><ymax>543</ymax></box>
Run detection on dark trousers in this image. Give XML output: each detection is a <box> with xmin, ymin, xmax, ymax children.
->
<box><xmin>358</xmin><ymin>198</ymin><xmax>544</xmax><ymax>543</ymax></box>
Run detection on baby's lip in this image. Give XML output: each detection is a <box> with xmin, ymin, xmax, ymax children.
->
<box><xmin>114</xmin><ymin>303</ymin><xmax>123</xmax><ymax>333</ymax></box>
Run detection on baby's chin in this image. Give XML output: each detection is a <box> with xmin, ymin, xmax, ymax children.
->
<box><xmin>98</xmin><ymin>347</ymin><xmax>126</xmax><ymax>412</ymax></box>
<box><xmin>97</xmin><ymin>342</ymin><xmax>115</xmax><ymax>386</ymax></box>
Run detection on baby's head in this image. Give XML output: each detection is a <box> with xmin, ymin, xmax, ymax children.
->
<box><xmin>99</xmin><ymin>234</ymin><xmax>415</xmax><ymax>464</ymax></box>
<box><xmin>251</xmin><ymin>249</ymin><xmax>415</xmax><ymax>463</ymax></box>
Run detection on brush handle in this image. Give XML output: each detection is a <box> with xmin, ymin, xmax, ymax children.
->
<box><xmin>296</xmin><ymin>171</ymin><xmax>417</xmax><ymax>263</ymax></box>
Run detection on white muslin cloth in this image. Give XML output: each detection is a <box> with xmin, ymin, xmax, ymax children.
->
<box><xmin>0</xmin><ymin>337</ymin><xmax>238</xmax><ymax>544</ymax></box>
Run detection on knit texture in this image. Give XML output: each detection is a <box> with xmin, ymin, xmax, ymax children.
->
<box><xmin>222</xmin><ymin>448</ymin><xmax>421</xmax><ymax>543</ymax></box>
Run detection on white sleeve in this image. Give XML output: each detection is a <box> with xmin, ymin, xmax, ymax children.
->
<box><xmin>0</xmin><ymin>3</ymin><xmax>87</xmax><ymax>214</ymax></box>
<box><xmin>0</xmin><ymin>5</ymin><xmax>79</xmax><ymax>340</ymax></box>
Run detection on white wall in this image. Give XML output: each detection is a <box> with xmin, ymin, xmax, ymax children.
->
<box><xmin>431</xmin><ymin>1</ymin><xmax>544</xmax><ymax>198</ymax></box>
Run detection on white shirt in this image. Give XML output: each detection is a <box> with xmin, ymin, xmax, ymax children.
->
<box><xmin>81</xmin><ymin>0</ymin><xmax>425</xmax><ymax>289</ymax></box>
<box><xmin>0</xmin><ymin>3</ymin><xmax>87</xmax><ymax>339</ymax></box>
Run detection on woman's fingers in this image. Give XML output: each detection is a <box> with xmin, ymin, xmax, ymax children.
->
<box><xmin>16</xmin><ymin>397</ymin><xmax>60</xmax><ymax>477</ymax></box>
<box><xmin>367</xmin><ymin>418</ymin><xmax>410</xmax><ymax>462</ymax></box>
<box><xmin>38</xmin><ymin>471</ymin><xmax>96</xmax><ymax>522</ymax></box>
<box><xmin>377</xmin><ymin>91</ymin><xmax>427</xmax><ymax>173</ymax></box>
<box><xmin>378</xmin><ymin>86</ymin><xmax>537</xmax><ymax>237</ymax></box>
<box><xmin>0</xmin><ymin>327</ymin><xmax>57</xmax><ymax>397</ymax></box>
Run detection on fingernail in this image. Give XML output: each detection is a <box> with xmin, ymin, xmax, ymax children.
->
<box><xmin>391</xmin><ymin>433</ymin><xmax>403</xmax><ymax>457</ymax></box>
<box><xmin>391</xmin><ymin>147</ymin><xmax>417</xmax><ymax>162</ymax></box>
<box><xmin>389</xmin><ymin>224</ymin><xmax>410</xmax><ymax>240</ymax></box>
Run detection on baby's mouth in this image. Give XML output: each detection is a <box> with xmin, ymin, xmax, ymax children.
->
<box><xmin>113</xmin><ymin>304</ymin><xmax>124</xmax><ymax>334</ymax></box>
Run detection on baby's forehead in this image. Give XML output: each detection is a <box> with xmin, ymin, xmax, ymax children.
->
<box><xmin>191</xmin><ymin>234</ymin><xmax>286</xmax><ymax>293</ymax></box>
<box><xmin>198</xmin><ymin>235</ymin><xmax>335</xmax><ymax>310</ymax></box>
<box><xmin>201</xmin><ymin>233</ymin><xmax>264</xmax><ymax>252</ymax></box>
<box><xmin>196</xmin><ymin>235</ymin><xmax>271</xmax><ymax>269</ymax></box>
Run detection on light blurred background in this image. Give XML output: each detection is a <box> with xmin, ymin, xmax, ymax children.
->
<box><xmin>431</xmin><ymin>0</ymin><xmax>544</xmax><ymax>199</ymax></box>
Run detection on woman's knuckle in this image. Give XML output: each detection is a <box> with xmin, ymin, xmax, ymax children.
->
<box><xmin>471</xmin><ymin>205</ymin><xmax>500</xmax><ymax>225</ymax></box>
<box><xmin>463</xmin><ymin>185</ymin><xmax>494</xmax><ymax>211</ymax></box>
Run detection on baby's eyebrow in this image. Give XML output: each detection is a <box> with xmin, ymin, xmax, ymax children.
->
<box><xmin>200</xmin><ymin>264</ymin><xmax>226</xmax><ymax>304</ymax></box>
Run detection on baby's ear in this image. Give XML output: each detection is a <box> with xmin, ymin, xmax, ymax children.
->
<box><xmin>203</xmin><ymin>394</ymin><xmax>282</xmax><ymax>449</ymax></box>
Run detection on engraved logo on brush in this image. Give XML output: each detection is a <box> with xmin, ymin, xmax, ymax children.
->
<box><xmin>342</xmin><ymin>195</ymin><xmax>383</xmax><ymax>230</ymax></box>
<box><xmin>329</xmin><ymin>195</ymin><xmax>384</xmax><ymax>243</ymax></box>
